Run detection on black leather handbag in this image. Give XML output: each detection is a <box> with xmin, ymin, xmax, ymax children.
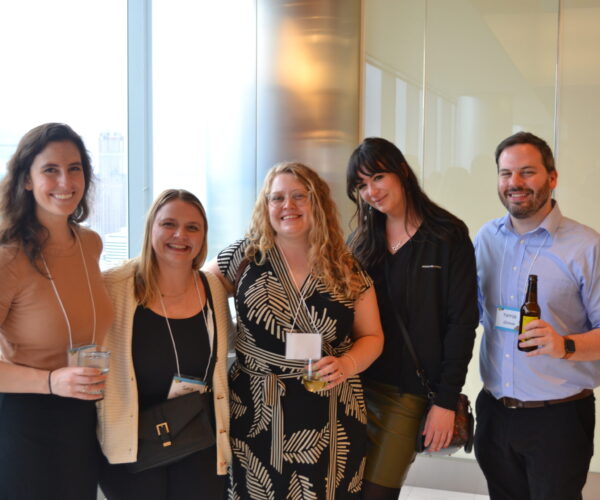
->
<box><xmin>128</xmin><ymin>390</ymin><xmax>216</xmax><ymax>473</ymax></box>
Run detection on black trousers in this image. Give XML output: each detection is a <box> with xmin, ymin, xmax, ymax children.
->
<box><xmin>0</xmin><ymin>393</ymin><xmax>100</xmax><ymax>500</ymax></box>
<box><xmin>474</xmin><ymin>388</ymin><xmax>595</xmax><ymax>500</ymax></box>
<box><xmin>100</xmin><ymin>446</ymin><xmax>226</xmax><ymax>500</ymax></box>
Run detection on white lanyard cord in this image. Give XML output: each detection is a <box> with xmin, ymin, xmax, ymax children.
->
<box><xmin>277</xmin><ymin>244</ymin><xmax>320</xmax><ymax>335</ymax></box>
<box><xmin>41</xmin><ymin>230</ymin><xmax>96</xmax><ymax>350</ymax></box>
<box><xmin>158</xmin><ymin>271</ymin><xmax>213</xmax><ymax>381</ymax></box>
<box><xmin>498</xmin><ymin>229</ymin><xmax>549</xmax><ymax>305</ymax></box>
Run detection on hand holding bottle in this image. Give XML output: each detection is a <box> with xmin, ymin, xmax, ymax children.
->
<box><xmin>519</xmin><ymin>319</ymin><xmax>567</xmax><ymax>358</ymax></box>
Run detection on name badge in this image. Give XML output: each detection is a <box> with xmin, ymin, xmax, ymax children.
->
<box><xmin>285</xmin><ymin>332</ymin><xmax>322</xmax><ymax>360</ymax></box>
<box><xmin>495</xmin><ymin>306</ymin><xmax>519</xmax><ymax>332</ymax></box>
<box><xmin>167</xmin><ymin>375</ymin><xmax>208</xmax><ymax>399</ymax></box>
<box><xmin>67</xmin><ymin>344</ymin><xmax>97</xmax><ymax>367</ymax></box>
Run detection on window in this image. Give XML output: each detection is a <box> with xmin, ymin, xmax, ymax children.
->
<box><xmin>0</xmin><ymin>0</ymin><xmax>128</xmax><ymax>268</ymax></box>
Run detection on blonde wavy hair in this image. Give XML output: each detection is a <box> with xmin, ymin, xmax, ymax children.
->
<box><xmin>134</xmin><ymin>189</ymin><xmax>208</xmax><ymax>306</ymax></box>
<box><xmin>246</xmin><ymin>162</ymin><xmax>363</xmax><ymax>301</ymax></box>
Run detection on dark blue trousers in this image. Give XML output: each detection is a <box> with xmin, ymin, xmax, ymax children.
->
<box><xmin>474</xmin><ymin>388</ymin><xmax>595</xmax><ymax>500</ymax></box>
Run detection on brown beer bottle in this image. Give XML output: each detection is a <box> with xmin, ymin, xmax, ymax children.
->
<box><xmin>518</xmin><ymin>274</ymin><xmax>541</xmax><ymax>352</ymax></box>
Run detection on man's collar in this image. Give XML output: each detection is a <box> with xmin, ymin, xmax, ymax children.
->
<box><xmin>496</xmin><ymin>200</ymin><xmax>562</xmax><ymax>237</ymax></box>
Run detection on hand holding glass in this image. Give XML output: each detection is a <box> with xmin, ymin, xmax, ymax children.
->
<box><xmin>302</xmin><ymin>359</ymin><xmax>327</xmax><ymax>392</ymax></box>
<box><xmin>78</xmin><ymin>350</ymin><xmax>110</xmax><ymax>395</ymax></box>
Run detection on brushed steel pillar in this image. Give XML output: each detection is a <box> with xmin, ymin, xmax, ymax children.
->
<box><xmin>256</xmin><ymin>0</ymin><xmax>361</xmax><ymax>225</ymax></box>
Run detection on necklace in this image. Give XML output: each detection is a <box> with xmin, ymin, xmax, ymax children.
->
<box><xmin>390</xmin><ymin>234</ymin><xmax>411</xmax><ymax>252</ymax></box>
<box><xmin>390</xmin><ymin>240</ymin><xmax>404</xmax><ymax>252</ymax></box>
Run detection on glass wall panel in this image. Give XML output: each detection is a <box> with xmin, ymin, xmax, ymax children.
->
<box><xmin>364</xmin><ymin>0</ymin><xmax>600</xmax><ymax>474</ymax></box>
<box><xmin>556</xmin><ymin>1</ymin><xmax>600</xmax><ymax>231</ymax></box>
<box><xmin>364</xmin><ymin>0</ymin><xmax>425</xmax><ymax>172</ymax></box>
<box><xmin>0</xmin><ymin>0</ymin><xmax>128</xmax><ymax>268</ymax></box>
<box><xmin>424</xmin><ymin>0</ymin><xmax>558</xmax><ymax>234</ymax></box>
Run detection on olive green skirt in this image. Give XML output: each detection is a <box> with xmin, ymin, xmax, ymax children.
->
<box><xmin>363</xmin><ymin>379</ymin><xmax>428</xmax><ymax>488</ymax></box>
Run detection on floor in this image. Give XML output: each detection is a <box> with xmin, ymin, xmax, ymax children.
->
<box><xmin>399</xmin><ymin>486</ymin><xmax>489</xmax><ymax>499</ymax></box>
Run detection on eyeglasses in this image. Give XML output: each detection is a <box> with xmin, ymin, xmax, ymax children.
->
<box><xmin>266</xmin><ymin>190</ymin><xmax>310</xmax><ymax>207</ymax></box>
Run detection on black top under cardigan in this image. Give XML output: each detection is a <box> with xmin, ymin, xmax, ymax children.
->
<box><xmin>364</xmin><ymin>225</ymin><xmax>478</xmax><ymax>410</ymax></box>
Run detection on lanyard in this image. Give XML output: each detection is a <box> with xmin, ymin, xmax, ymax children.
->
<box><xmin>158</xmin><ymin>271</ymin><xmax>214</xmax><ymax>381</ymax></box>
<box><xmin>498</xmin><ymin>229</ymin><xmax>549</xmax><ymax>305</ymax></box>
<box><xmin>277</xmin><ymin>244</ymin><xmax>320</xmax><ymax>335</ymax></box>
<box><xmin>41</xmin><ymin>230</ymin><xmax>96</xmax><ymax>350</ymax></box>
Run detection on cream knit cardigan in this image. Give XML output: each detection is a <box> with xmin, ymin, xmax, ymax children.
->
<box><xmin>97</xmin><ymin>261</ymin><xmax>232</xmax><ymax>475</ymax></box>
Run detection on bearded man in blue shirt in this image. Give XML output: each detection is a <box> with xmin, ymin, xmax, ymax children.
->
<box><xmin>474</xmin><ymin>131</ymin><xmax>600</xmax><ymax>500</ymax></box>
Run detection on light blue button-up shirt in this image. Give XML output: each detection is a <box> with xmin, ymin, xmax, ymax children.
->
<box><xmin>475</xmin><ymin>202</ymin><xmax>600</xmax><ymax>400</ymax></box>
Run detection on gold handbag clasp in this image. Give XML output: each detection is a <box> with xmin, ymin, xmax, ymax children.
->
<box><xmin>155</xmin><ymin>422</ymin><xmax>172</xmax><ymax>447</ymax></box>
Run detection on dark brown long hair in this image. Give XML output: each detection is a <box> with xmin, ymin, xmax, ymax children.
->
<box><xmin>346</xmin><ymin>137</ymin><xmax>468</xmax><ymax>269</ymax></box>
<box><xmin>0</xmin><ymin>123</ymin><xmax>94</xmax><ymax>271</ymax></box>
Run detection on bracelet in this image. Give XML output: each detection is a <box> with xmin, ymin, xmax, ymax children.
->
<box><xmin>342</xmin><ymin>353</ymin><xmax>358</xmax><ymax>376</ymax></box>
<box><xmin>48</xmin><ymin>370</ymin><xmax>53</xmax><ymax>395</ymax></box>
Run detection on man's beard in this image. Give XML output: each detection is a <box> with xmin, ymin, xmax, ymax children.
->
<box><xmin>498</xmin><ymin>180</ymin><xmax>553</xmax><ymax>219</ymax></box>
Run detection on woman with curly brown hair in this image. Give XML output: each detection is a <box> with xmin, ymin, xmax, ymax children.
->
<box><xmin>207</xmin><ymin>162</ymin><xmax>383</xmax><ymax>499</ymax></box>
<box><xmin>0</xmin><ymin>123</ymin><xmax>113</xmax><ymax>499</ymax></box>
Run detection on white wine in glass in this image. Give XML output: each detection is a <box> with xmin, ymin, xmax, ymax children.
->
<box><xmin>302</xmin><ymin>359</ymin><xmax>326</xmax><ymax>392</ymax></box>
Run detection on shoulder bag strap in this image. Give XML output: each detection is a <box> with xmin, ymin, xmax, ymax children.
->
<box><xmin>383</xmin><ymin>257</ymin><xmax>436</xmax><ymax>401</ymax></box>
<box><xmin>198</xmin><ymin>270</ymin><xmax>218</xmax><ymax>384</ymax></box>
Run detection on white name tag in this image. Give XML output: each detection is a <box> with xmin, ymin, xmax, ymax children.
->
<box><xmin>285</xmin><ymin>332</ymin><xmax>322</xmax><ymax>360</ymax></box>
<box><xmin>167</xmin><ymin>375</ymin><xmax>208</xmax><ymax>399</ymax></box>
<box><xmin>495</xmin><ymin>306</ymin><xmax>520</xmax><ymax>332</ymax></box>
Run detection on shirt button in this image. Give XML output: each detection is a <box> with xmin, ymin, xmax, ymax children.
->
<box><xmin>512</xmin><ymin>266</ymin><xmax>517</xmax><ymax>271</ymax></box>
<box><xmin>219</xmin><ymin>429</ymin><xmax>226</xmax><ymax>434</ymax></box>
<box><xmin>510</xmin><ymin>295</ymin><xmax>514</xmax><ymax>300</ymax></box>
<box><xmin>505</xmin><ymin>354</ymin><xmax>510</xmax><ymax>358</ymax></box>
<box><xmin>520</xmin><ymin>240</ymin><xmax>525</xmax><ymax>245</ymax></box>
<box><xmin>217</xmin><ymin>395</ymin><xmax>224</xmax><ymax>400</ymax></box>
<box><xmin>505</xmin><ymin>382</ymin><xmax>510</xmax><ymax>387</ymax></box>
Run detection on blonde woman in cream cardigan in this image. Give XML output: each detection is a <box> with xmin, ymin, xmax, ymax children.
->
<box><xmin>97</xmin><ymin>189</ymin><xmax>232</xmax><ymax>500</ymax></box>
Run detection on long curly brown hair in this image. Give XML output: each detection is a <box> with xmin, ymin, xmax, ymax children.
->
<box><xmin>246</xmin><ymin>162</ymin><xmax>363</xmax><ymax>301</ymax></box>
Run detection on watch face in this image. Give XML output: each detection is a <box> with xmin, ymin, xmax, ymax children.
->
<box><xmin>565</xmin><ymin>338</ymin><xmax>576</xmax><ymax>354</ymax></box>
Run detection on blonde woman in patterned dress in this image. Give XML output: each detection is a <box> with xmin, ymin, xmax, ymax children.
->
<box><xmin>206</xmin><ymin>162</ymin><xmax>384</xmax><ymax>499</ymax></box>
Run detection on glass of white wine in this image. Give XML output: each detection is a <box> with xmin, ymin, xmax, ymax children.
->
<box><xmin>302</xmin><ymin>359</ymin><xmax>327</xmax><ymax>392</ymax></box>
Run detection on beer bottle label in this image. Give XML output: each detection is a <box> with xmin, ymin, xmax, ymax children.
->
<box><xmin>520</xmin><ymin>315</ymin><xmax>539</xmax><ymax>334</ymax></box>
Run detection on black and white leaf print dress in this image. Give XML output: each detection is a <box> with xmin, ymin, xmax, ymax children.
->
<box><xmin>218</xmin><ymin>240</ymin><xmax>370</xmax><ymax>500</ymax></box>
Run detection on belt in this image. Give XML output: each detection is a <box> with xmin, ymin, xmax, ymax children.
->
<box><xmin>488</xmin><ymin>388</ymin><xmax>593</xmax><ymax>409</ymax></box>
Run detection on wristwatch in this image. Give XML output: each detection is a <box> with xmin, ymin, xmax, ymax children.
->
<box><xmin>562</xmin><ymin>336</ymin><xmax>576</xmax><ymax>359</ymax></box>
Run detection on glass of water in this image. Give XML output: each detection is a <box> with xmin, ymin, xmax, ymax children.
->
<box><xmin>78</xmin><ymin>350</ymin><xmax>111</xmax><ymax>395</ymax></box>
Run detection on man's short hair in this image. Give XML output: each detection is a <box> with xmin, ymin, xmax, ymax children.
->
<box><xmin>495</xmin><ymin>132</ymin><xmax>556</xmax><ymax>174</ymax></box>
